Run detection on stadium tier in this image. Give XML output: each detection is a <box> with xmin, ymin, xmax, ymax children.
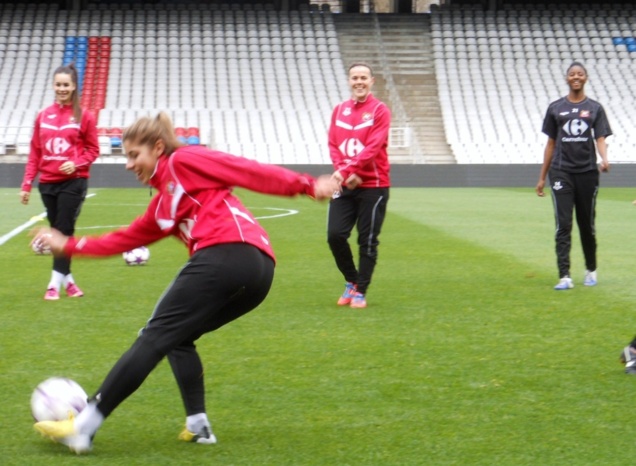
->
<box><xmin>0</xmin><ymin>1</ymin><xmax>635</xmax><ymax>164</ymax></box>
<box><xmin>0</xmin><ymin>1</ymin><xmax>346</xmax><ymax>164</ymax></box>
<box><xmin>432</xmin><ymin>2</ymin><xmax>636</xmax><ymax>163</ymax></box>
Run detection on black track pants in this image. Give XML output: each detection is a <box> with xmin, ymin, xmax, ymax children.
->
<box><xmin>92</xmin><ymin>243</ymin><xmax>275</xmax><ymax>418</ymax></box>
<box><xmin>327</xmin><ymin>187</ymin><xmax>389</xmax><ymax>295</ymax></box>
<box><xmin>549</xmin><ymin>168</ymin><xmax>599</xmax><ymax>278</ymax></box>
<box><xmin>39</xmin><ymin>178</ymin><xmax>87</xmax><ymax>275</ymax></box>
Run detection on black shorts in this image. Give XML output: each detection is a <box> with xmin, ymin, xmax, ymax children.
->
<box><xmin>140</xmin><ymin>243</ymin><xmax>276</xmax><ymax>352</ymax></box>
<box><xmin>39</xmin><ymin>178</ymin><xmax>88</xmax><ymax>236</ymax></box>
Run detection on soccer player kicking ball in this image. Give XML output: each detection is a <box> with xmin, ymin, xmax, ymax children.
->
<box><xmin>31</xmin><ymin>112</ymin><xmax>339</xmax><ymax>454</ymax></box>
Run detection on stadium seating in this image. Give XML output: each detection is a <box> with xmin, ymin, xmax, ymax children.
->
<box><xmin>431</xmin><ymin>2</ymin><xmax>636</xmax><ymax>163</ymax></box>
<box><xmin>2</xmin><ymin>1</ymin><xmax>636</xmax><ymax>165</ymax></box>
<box><xmin>0</xmin><ymin>1</ymin><xmax>347</xmax><ymax>164</ymax></box>
<box><xmin>93</xmin><ymin>1</ymin><xmax>345</xmax><ymax>162</ymax></box>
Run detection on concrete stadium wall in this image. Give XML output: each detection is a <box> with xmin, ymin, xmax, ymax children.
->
<box><xmin>2</xmin><ymin>163</ymin><xmax>636</xmax><ymax>188</ymax></box>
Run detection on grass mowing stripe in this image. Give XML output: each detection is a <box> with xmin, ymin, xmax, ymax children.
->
<box><xmin>388</xmin><ymin>187</ymin><xmax>636</xmax><ymax>293</ymax></box>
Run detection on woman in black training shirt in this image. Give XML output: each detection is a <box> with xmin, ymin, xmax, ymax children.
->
<box><xmin>535</xmin><ymin>61</ymin><xmax>612</xmax><ymax>290</ymax></box>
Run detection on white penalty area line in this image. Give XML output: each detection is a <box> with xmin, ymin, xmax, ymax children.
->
<box><xmin>75</xmin><ymin>207</ymin><xmax>299</xmax><ymax>230</ymax></box>
<box><xmin>252</xmin><ymin>207</ymin><xmax>299</xmax><ymax>220</ymax></box>
<box><xmin>0</xmin><ymin>202</ymin><xmax>297</xmax><ymax>245</ymax></box>
<box><xmin>0</xmin><ymin>193</ymin><xmax>97</xmax><ymax>246</ymax></box>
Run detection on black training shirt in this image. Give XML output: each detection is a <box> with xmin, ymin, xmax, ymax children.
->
<box><xmin>542</xmin><ymin>97</ymin><xmax>612</xmax><ymax>173</ymax></box>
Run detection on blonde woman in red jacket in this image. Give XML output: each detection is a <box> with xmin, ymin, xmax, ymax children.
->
<box><xmin>31</xmin><ymin>112</ymin><xmax>338</xmax><ymax>453</ymax></box>
<box><xmin>20</xmin><ymin>63</ymin><xmax>100</xmax><ymax>300</ymax></box>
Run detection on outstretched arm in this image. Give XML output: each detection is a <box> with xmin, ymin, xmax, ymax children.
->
<box><xmin>173</xmin><ymin>149</ymin><xmax>339</xmax><ymax>200</ymax></box>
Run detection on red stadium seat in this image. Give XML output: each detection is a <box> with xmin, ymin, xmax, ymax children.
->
<box><xmin>187</xmin><ymin>127</ymin><xmax>200</xmax><ymax>137</ymax></box>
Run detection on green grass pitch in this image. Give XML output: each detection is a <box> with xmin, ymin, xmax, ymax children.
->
<box><xmin>2</xmin><ymin>186</ymin><xmax>636</xmax><ymax>465</ymax></box>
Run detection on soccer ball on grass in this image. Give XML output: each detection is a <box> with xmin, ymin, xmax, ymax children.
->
<box><xmin>122</xmin><ymin>246</ymin><xmax>150</xmax><ymax>266</ymax></box>
<box><xmin>31</xmin><ymin>377</ymin><xmax>88</xmax><ymax>422</ymax></box>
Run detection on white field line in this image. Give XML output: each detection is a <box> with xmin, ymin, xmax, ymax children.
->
<box><xmin>2</xmin><ymin>203</ymin><xmax>298</xmax><ymax>244</ymax></box>
<box><xmin>0</xmin><ymin>211</ymin><xmax>47</xmax><ymax>245</ymax></box>
<box><xmin>75</xmin><ymin>207</ymin><xmax>298</xmax><ymax>230</ymax></box>
<box><xmin>252</xmin><ymin>207</ymin><xmax>299</xmax><ymax>220</ymax></box>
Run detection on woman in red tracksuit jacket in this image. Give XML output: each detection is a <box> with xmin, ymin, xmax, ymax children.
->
<box><xmin>32</xmin><ymin>112</ymin><xmax>338</xmax><ymax>454</ymax></box>
<box><xmin>327</xmin><ymin>62</ymin><xmax>391</xmax><ymax>309</ymax></box>
<box><xmin>20</xmin><ymin>63</ymin><xmax>99</xmax><ymax>301</ymax></box>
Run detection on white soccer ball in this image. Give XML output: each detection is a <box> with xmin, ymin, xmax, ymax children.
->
<box><xmin>31</xmin><ymin>377</ymin><xmax>88</xmax><ymax>422</ymax></box>
<box><xmin>123</xmin><ymin>246</ymin><xmax>150</xmax><ymax>266</ymax></box>
<box><xmin>32</xmin><ymin>233</ymin><xmax>52</xmax><ymax>255</ymax></box>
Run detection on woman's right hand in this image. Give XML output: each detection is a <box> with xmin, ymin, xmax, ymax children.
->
<box><xmin>314</xmin><ymin>174</ymin><xmax>341</xmax><ymax>200</ymax></box>
<box><xmin>19</xmin><ymin>191</ymin><xmax>30</xmax><ymax>205</ymax></box>
<box><xmin>31</xmin><ymin>228</ymin><xmax>70</xmax><ymax>257</ymax></box>
<box><xmin>535</xmin><ymin>179</ymin><xmax>546</xmax><ymax>197</ymax></box>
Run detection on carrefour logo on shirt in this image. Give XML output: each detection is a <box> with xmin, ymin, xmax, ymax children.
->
<box><xmin>339</xmin><ymin>138</ymin><xmax>366</xmax><ymax>158</ymax></box>
<box><xmin>561</xmin><ymin>119</ymin><xmax>589</xmax><ymax>142</ymax></box>
<box><xmin>45</xmin><ymin>137</ymin><xmax>72</xmax><ymax>154</ymax></box>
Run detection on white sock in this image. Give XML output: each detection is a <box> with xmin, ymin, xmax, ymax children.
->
<box><xmin>63</xmin><ymin>273</ymin><xmax>75</xmax><ymax>288</ymax></box>
<box><xmin>74</xmin><ymin>402</ymin><xmax>104</xmax><ymax>437</ymax></box>
<box><xmin>47</xmin><ymin>271</ymin><xmax>65</xmax><ymax>290</ymax></box>
<box><xmin>186</xmin><ymin>413</ymin><xmax>210</xmax><ymax>433</ymax></box>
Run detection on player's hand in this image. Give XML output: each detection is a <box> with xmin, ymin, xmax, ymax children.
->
<box><xmin>31</xmin><ymin>228</ymin><xmax>69</xmax><ymax>257</ymax></box>
<box><xmin>344</xmin><ymin>174</ymin><xmax>363</xmax><ymax>190</ymax></box>
<box><xmin>599</xmin><ymin>160</ymin><xmax>610</xmax><ymax>173</ymax></box>
<box><xmin>59</xmin><ymin>161</ymin><xmax>77</xmax><ymax>175</ymax></box>
<box><xmin>331</xmin><ymin>170</ymin><xmax>344</xmax><ymax>184</ymax></box>
<box><xmin>535</xmin><ymin>180</ymin><xmax>545</xmax><ymax>197</ymax></box>
<box><xmin>19</xmin><ymin>190</ymin><xmax>30</xmax><ymax>205</ymax></box>
<box><xmin>314</xmin><ymin>175</ymin><xmax>341</xmax><ymax>200</ymax></box>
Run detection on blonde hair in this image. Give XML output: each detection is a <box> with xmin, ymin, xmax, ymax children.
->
<box><xmin>122</xmin><ymin>112</ymin><xmax>183</xmax><ymax>155</ymax></box>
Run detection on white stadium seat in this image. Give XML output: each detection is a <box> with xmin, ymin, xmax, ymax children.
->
<box><xmin>431</xmin><ymin>1</ymin><xmax>636</xmax><ymax>163</ymax></box>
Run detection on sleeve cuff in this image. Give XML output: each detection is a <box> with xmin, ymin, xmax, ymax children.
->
<box><xmin>63</xmin><ymin>237</ymin><xmax>78</xmax><ymax>256</ymax></box>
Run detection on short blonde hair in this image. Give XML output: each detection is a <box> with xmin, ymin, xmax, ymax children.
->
<box><xmin>122</xmin><ymin>112</ymin><xmax>183</xmax><ymax>155</ymax></box>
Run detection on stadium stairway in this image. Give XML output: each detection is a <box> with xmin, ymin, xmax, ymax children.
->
<box><xmin>333</xmin><ymin>13</ymin><xmax>455</xmax><ymax>164</ymax></box>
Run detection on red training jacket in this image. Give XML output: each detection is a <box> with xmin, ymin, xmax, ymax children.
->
<box><xmin>64</xmin><ymin>146</ymin><xmax>317</xmax><ymax>262</ymax></box>
<box><xmin>21</xmin><ymin>103</ymin><xmax>99</xmax><ymax>192</ymax></box>
<box><xmin>328</xmin><ymin>93</ymin><xmax>391</xmax><ymax>188</ymax></box>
